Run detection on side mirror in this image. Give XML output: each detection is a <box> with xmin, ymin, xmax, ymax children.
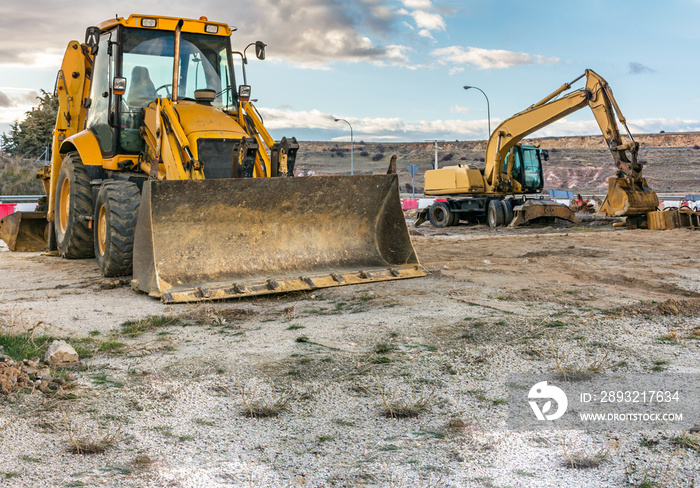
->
<box><xmin>85</xmin><ymin>26</ymin><xmax>100</xmax><ymax>54</ymax></box>
<box><xmin>541</xmin><ymin>149</ymin><xmax>549</xmax><ymax>161</ymax></box>
<box><xmin>255</xmin><ymin>41</ymin><xmax>266</xmax><ymax>60</ymax></box>
<box><xmin>112</xmin><ymin>77</ymin><xmax>127</xmax><ymax>96</ymax></box>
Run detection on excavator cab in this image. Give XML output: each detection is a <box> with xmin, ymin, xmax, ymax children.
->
<box><xmin>502</xmin><ymin>145</ymin><xmax>545</xmax><ymax>193</ymax></box>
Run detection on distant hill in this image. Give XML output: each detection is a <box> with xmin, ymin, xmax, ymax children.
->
<box><xmin>296</xmin><ymin>132</ymin><xmax>700</xmax><ymax>195</ymax></box>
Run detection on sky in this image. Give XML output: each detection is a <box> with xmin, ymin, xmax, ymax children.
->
<box><xmin>1</xmin><ymin>0</ymin><xmax>699</xmax><ymax>143</ymax></box>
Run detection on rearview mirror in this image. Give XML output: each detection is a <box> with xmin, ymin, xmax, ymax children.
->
<box><xmin>255</xmin><ymin>41</ymin><xmax>266</xmax><ymax>60</ymax></box>
<box><xmin>85</xmin><ymin>26</ymin><xmax>100</xmax><ymax>54</ymax></box>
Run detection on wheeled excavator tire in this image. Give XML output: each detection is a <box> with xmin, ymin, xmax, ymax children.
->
<box><xmin>54</xmin><ymin>152</ymin><xmax>94</xmax><ymax>258</ymax></box>
<box><xmin>428</xmin><ymin>202</ymin><xmax>453</xmax><ymax>227</ymax></box>
<box><xmin>487</xmin><ymin>199</ymin><xmax>505</xmax><ymax>228</ymax></box>
<box><xmin>94</xmin><ymin>180</ymin><xmax>141</xmax><ymax>277</ymax></box>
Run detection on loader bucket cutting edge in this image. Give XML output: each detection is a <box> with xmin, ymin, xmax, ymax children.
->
<box><xmin>132</xmin><ymin>175</ymin><xmax>427</xmax><ymax>303</ymax></box>
<box><xmin>0</xmin><ymin>211</ymin><xmax>48</xmax><ymax>252</ymax></box>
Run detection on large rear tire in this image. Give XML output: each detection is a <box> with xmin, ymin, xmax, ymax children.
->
<box><xmin>487</xmin><ymin>199</ymin><xmax>505</xmax><ymax>228</ymax></box>
<box><xmin>501</xmin><ymin>199</ymin><xmax>514</xmax><ymax>226</ymax></box>
<box><xmin>428</xmin><ymin>202</ymin><xmax>453</xmax><ymax>228</ymax></box>
<box><xmin>94</xmin><ymin>181</ymin><xmax>141</xmax><ymax>277</ymax></box>
<box><xmin>54</xmin><ymin>152</ymin><xmax>94</xmax><ymax>258</ymax></box>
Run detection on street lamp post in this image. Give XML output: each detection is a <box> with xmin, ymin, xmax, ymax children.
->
<box><xmin>334</xmin><ymin>118</ymin><xmax>354</xmax><ymax>175</ymax></box>
<box><xmin>463</xmin><ymin>85</ymin><xmax>491</xmax><ymax>138</ymax></box>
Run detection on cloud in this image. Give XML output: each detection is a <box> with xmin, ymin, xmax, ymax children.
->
<box><xmin>628</xmin><ymin>62</ymin><xmax>655</xmax><ymax>75</ymax></box>
<box><xmin>258</xmin><ymin>106</ymin><xmax>700</xmax><ymax>141</ymax></box>
<box><xmin>0</xmin><ymin>91</ymin><xmax>13</xmax><ymax>108</ymax></box>
<box><xmin>0</xmin><ymin>1</ymin><xmax>411</xmax><ymax>68</ymax></box>
<box><xmin>432</xmin><ymin>46</ymin><xmax>560</xmax><ymax>70</ymax></box>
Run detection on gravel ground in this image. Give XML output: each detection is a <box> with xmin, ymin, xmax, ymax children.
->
<box><xmin>0</xmin><ymin>222</ymin><xmax>699</xmax><ymax>487</ymax></box>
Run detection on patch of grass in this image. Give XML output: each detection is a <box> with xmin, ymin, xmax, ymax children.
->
<box><xmin>97</xmin><ymin>341</ymin><xmax>126</xmax><ymax>353</ymax></box>
<box><xmin>120</xmin><ymin>315</ymin><xmax>177</xmax><ymax>337</ymax></box>
<box><xmin>651</xmin><ymin>360</ymin><xmax>670</xmax><ymax>372</ymax></box>
<box><xmin>19</xmin><ymin>455</ymin><xmax>41</xmax><ymax>463</ymax></box>
<box><xmin>3</xmin><ymin>472</ymin><xmax>21</xmax><ymax>479</ymax></box>
<box><xmin>317</xmin><ymin>435</ymin><xmax>334</xmax><ymax>442</ymax></box>
<box><xmin>670</xmin><ymin>431</ymin><xmax>699</xmax><ymax>451</ymax></box>
<box><xmin>286</xmin><ymin>324</ymin><xmax>305</xmax><ymax>330</ymax></box>
<box><xmin>0</xmin><ymin>332</ymin><xmax>57</xmax><ymax>361</ymax></box>
<box><xmin>295</xmin><ymin>335</ymin><xmax>310</xmax><ymax>343</ymax></box>
<box><xmin>88</xmin><ymin>330</ymin><xmax>101</xmax><ymax>337</ymax></box>
<box><xmin>332</xmin><ymin>419</ymin><xmax>355</xmax><ymax>427</ymax></box>
<box><xmin>639</xmin><ymin>435</ymin><xmax>659</xmax><ymax>448</ymax></box>
<box><xmin>374</xmin><ymin>343</ymin><xmax>394</xmax><ymax>354</ymax></box>
<box><xmin>90</xmin><ymin>373</ymin><xmax>124</xmax><ymax>388</ymax></box>
<box><xmin>192</xmin><ymin>419</ymin><xmax>215</xmax><ymax>427</ymax></box>
<box><xmin>546</xmin><ymin>320</ymin><xmax>567</xmax><ymax>328</ymax></box>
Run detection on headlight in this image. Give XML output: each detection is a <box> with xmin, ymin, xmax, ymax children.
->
<box><xmin>141</xmin><ymin>18</ymin><xmax>157</xmax><ymax>28</ymax></box>
<box><xmin>204</xmin><ymin>24</ymin><xmax>219</xmax><ymax>34</ymax></box>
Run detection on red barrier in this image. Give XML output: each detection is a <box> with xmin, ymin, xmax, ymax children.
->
<box><xmin>0</xmin><ymin>204</ymin><xmax>16</xmax><ymax>219</ymax></box>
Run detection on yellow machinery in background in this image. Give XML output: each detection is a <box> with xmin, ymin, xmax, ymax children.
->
<box><xmin>416</xmin><ymin>69</ymin><xmax>659</xmax><ymax>228</ymax></box>
<box><xmin>0</xmin><ymin>15</ymin><xmax>425</xmax><ymax>302</ymax></box>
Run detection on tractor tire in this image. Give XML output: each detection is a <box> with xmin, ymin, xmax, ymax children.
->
<box><xmin>54</xmin><ymin>152</ymin><xmax>94</xmax><ymax>258</ymax></box>
<box><xmin>501</xmin><ymin>199</ymin><xmax>514</xmax><ymax>226</ymax></box>
<box><xmin>428</xmin><ymin>202</ymin><xmax>453</xmax><ymax>228</ymax></box>
<box><xmin>94</xmin><ymin>180</ymin><xmax>141</xmax><ymax>277</ymax></box>
<box><xmin>487</xmin><ymin>199</ymin><xmax>505</xmax><ymax>228</ymax></box>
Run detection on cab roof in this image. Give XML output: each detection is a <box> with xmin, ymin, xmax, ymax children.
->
<box><xmin>97</xmin><ymin>14</ymin><xmax>233</xmax><ymax>36</ymax></box>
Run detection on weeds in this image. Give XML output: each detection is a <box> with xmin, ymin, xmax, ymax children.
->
<box><xmin>237</xmin><ymin>377</ymin><xmax>291</xmax><ymax>418</ymax></box>
<box><xmin>64</xmin><ymin>415</ymin><xmax>122</xmax><ymax>454</ymax></box>
<box><xmin>670</xmin><ymin>431</ymin><xmax>699</xmax><ymax>451</ymax></box>
<box><xmin>120</xmin><ymin>315</ymin><xmax>177</xmax><ymax>337</ymax></box>
<box><xmin>550</xmin><ymin>340</ymin><xmax>610</xmax><ymax>381</ymax></box>
<box><xmin>560</xmin><ymin>438</ymin><xmax>611</xmax><ymax>468</ymax></box>
<box><xmin>376</xmin><ymin>377</ymin><xmax>437</xmax><ymax>418</ymax></box>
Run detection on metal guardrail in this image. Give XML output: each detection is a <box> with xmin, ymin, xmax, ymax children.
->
<box><xmin>0</xmin><ymin>195</ymin><xmax>44</xmax><ymax>203</ymax></box>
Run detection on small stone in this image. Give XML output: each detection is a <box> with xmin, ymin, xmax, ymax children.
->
<box><xmin>44</xmin><ymin>340</ymin><xmax>79</xmax><ymax>366</ymax></box>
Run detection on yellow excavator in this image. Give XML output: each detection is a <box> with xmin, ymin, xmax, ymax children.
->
<box><xmin>0</xmin><ymin>14</ymin><xmax>425</xmax><ymax>302</ymax></box>
<box><xmin>415</xmin><ymin>69</ymin><xmax>659</xmax><ymax>228</ymax></box>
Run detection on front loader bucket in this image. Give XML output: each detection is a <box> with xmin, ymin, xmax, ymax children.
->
<box><xmin>599</xmin><ymin>176</ymin><xmax>659</xmax><ymax>216</ymax></box>
<box><xmin>132</xmin><ymin>175</ymin><xmax>426</xmax><ymax>303</ymax></box>
<box><xmin>508</xmin><ymin>200</ymin><xmax>579</xmax><ymax>227</ymax></box>
<box><xmin>0</xmin><ymin>211</ymin><xmax>48</xmax><ymax>252</ymax></box>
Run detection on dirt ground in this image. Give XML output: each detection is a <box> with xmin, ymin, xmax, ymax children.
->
<box><xmin>0</xmin><ymin>220</ymin><xmax>699</xmax><ymax>487</ymax></box>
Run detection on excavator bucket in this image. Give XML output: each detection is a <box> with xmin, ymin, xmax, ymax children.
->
<box><xmin>132</xmin><ymin>175</ymin><xmax>427</xmax><ymax>303</ymax></box>
<box><xmin>508</xmin><ymin>200</ymin><xmax>579</xmax><ymax>227</ymax></box>
<box><xmin>599</xmin><ymin>176</ymin><xmax>659</xmax><ymax>216</ymax></box>
<box><xmin>0</xmin><ymin>211</ymin><xmax>48</xmax><ymax>252</ymax></box>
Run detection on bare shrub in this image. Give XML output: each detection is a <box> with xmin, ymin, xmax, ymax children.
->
<box><xmin>376</xmin><ymin>377</ymin><xmax>436</xmax><ymax>418</ymax></box>
<box><xmin>64</xmin><ymin>415</ymin><xmax>122</xmax><ymax>454</ymax></box>
<box><xmin>237</xmin><ymin>377</ymin><xmax>292</xmax><ymax>418</ymax></box>
<box><xmin>559</xmin><ymin>434</ymin><xmax>611</xmax><ymax>469</ymax></box>
<box><xmin>550</xmin><ymin>341</ymin><xmax>610</xmax><ymax>381</ymax></box>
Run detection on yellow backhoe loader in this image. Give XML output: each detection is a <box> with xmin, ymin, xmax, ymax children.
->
<box><xmin>415</xmin><ymin>69</ymin><xmax>658</xmax><ymax>228</ymax></box>
<box><xmin>0</xmin><ymin>14</ymin><xmax>425</xmax><ymax>302</ymax></box>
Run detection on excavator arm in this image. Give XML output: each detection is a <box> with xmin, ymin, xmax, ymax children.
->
<box><xmin>485</xmin><ymin>69</ymin><xmax>642</xmax><ymax>189</ymax></box>
<box><xmin>482</xmin><ymin>69</ymin><xmax>657</xmax><ymax>217</ymax></box>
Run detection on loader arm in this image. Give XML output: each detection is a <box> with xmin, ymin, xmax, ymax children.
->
<box><xmin>484</xmin><ymin>69</ymin><xmax>643</xmax><ymax>191</ymax></box>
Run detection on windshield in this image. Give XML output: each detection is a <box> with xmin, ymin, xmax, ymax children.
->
<box><xmin>121</xmin><ymin>27</ymin><xmax>234</xmax><ymax>109</ymax></box>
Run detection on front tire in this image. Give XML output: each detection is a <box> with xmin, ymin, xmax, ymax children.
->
<box><xmin>54</xmin><ymin>152</ymin><xmax>94</xmax><ymax>258</ymax></box>
<box><xmin>428</xmin><ymin>202</ymin><xmax>453</xmax><ymax>228</ymax></box>
<box><xmin>487</xmin><ymin>199</ymin><xmax>505</xmax><ymax>228</ymax></box>
<box><xmin>94</xmin><ymin>181</ymin><xmax>141</xmax><ymax>277</ymax></box>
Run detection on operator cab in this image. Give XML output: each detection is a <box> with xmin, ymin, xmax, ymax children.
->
<box><xmin>83</xmin><ymin>17</ymin><xmax>239</xmax><ymax>158</ymax></box>
<box><xmin>502</xmin><ymin>144</ymin><xmax>545</xmax><ymax>192</ymax></box>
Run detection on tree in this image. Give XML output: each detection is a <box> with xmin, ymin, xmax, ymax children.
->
<box><xmin>1</xmin><ymin>90</ymin><xmax>57</xmax><ymax>159</ymax></box>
